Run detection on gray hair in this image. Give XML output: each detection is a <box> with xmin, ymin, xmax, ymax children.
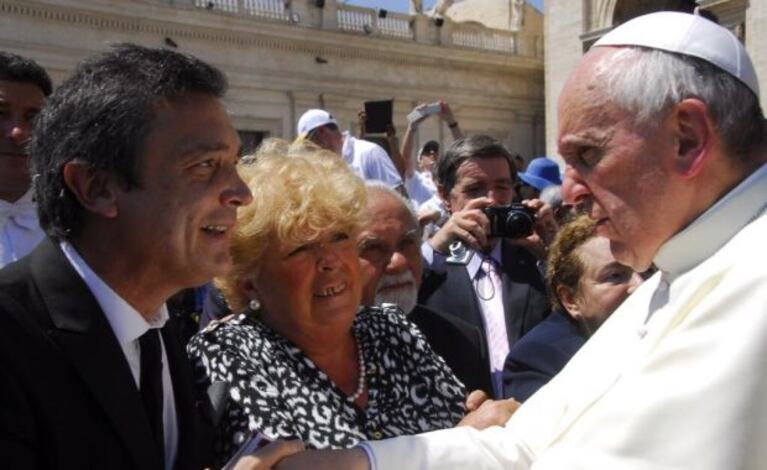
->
<box><xmin>598</xmin><ymin>47</ymin><xmax>765</xmax><ymax>162</ymax></box>
<box><xmin>365</xmin><ymin>181</ymin><xmax>419</xmax><ymax>231</ymax></box>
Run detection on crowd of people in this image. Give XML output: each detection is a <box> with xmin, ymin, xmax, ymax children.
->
<box><xmin>0</xmin><ymin>9</ymin><xmax>765</xmax><ymax>470</ymax></box>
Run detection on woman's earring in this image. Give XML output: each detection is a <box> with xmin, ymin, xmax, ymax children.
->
<box><xmin>249</xmin><ymin>299</ymin><xmax>261</xmax><ymax>311</ymax></box>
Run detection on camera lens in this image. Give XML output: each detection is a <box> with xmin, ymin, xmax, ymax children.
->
<box><xmin>504</xmin><ymin>211</ymin><xmax>534</xmax><ymax>238</ymax></box>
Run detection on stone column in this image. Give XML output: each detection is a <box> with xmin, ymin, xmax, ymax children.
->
<box><xmin>746</xmin><ymin>2</ymin><xmax>767</xmax><ymax>111</ymax></box>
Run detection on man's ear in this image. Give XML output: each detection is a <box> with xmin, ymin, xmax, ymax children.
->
<box><xmin>672</xmin><ymin>98</ymin><xmax>712</xmax><ymax>178</ymax></box>
<box><xmin>557</xmin><ymin>284</ymin><xmax>582</xmax><ymax>320</ymax></box>
<box><xmin>62</xmin><ymin>161</ymin><xmax>119</xmax><ymax>219</ymax></box>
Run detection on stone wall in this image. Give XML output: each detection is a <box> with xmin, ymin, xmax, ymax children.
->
<box><xmin>0</xmin><ymin>0</ymin><xmax>546</xmax><ymax>160</ymax></box>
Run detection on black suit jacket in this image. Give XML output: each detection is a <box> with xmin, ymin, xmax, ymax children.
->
<box><xmin>418</xmin><ymin>241</ymin><xmax>550</xmax><ymax>397</ymax></box>
<box><xmin>502</xmin><ymin>310</ymin><xmax>586</xmax><ymax>402</ymax></box>
<box><xmin>0</xmin><ymin>238</ymin><xmax>213</xmax><ymax>469</ymax></box>
<box><xmin>409</xmin><ymin>304</ymin><xmax>492</xmax><ymax>395</ymax></box>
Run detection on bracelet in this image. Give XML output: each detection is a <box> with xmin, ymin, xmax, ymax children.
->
<box><xmin>448</xmin><ymin>121</ymin><xmax>459</xmax><ymax>129</ymax></box>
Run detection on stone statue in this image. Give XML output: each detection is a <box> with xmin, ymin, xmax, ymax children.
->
<box><xmin>511</xmin><ymin>0</ymin><xmax>525</xmax><ymax>30</ymax></box>
<box><xmin>433</xmin><ymin>0</ymin><xmax>454</xmax><ymax>17</ymax></box>
<box><xmin>409</xmin><ymin>0</ymin><xmax>423</xmax><ymax>14</ymax></box>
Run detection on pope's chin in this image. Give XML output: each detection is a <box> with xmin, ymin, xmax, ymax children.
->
<box><xmin>608</xmin><ymin>239</ymin><xmax>650</xmax><ymax>272</ymax></box>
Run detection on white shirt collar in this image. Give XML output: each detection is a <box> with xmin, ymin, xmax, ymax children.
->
<box><xmin>0</xmin><ymin>188</ymin><xmax>38</xmax><ymax>230</ymax></box>
<box><xmin>60</xmin><ymin>241</ymin><xmax>168</xmax><ymax>345</ymax></box>
<box><xmin>655</xmin><ymin>163</ymin><xmax>767</xmax><ymax>278</ymax></box>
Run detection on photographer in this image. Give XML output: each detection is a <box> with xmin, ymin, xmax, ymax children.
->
<box><xmin>418</xmin><ymin>135</ymin><xmax>554</xmax><ymax>397</ymax></box>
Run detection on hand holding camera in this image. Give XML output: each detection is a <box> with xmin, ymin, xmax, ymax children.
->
<box><xmin>507</xmin><ymin>198</ymin><xmax>559</xmax><ymax>261</ymax></box>
<box><xmin>429</xmin><ymin>197</ymin><xmax>493</xmax><ymax>255</ymax></box>
<box><xmin>430</xmin><ymin>196</ymin><xmax>556</xmax><ymax>260</ymax></box>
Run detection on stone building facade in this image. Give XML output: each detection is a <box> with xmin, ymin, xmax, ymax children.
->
<box><xmin>545</xmin><ymin>0</ymin><xmax>767</xmax><ymax>160</ymax></box>
<box><xmin>0</xmin><ymin>0</ymin><xmax>545</xmax><ymax>158</ymax></box>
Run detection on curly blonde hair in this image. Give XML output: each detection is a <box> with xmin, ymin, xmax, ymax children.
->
<box><xmin>545</xmin><ymin>214</ymin><xmax>597</xmax><ymax>313</ymax></box>
<box><xmin>216</xmin><ymin>148</ymin><xmax>368</xmax><ymax>311</ymax></box>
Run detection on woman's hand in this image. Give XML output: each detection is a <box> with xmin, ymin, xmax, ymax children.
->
<box><xmin>232</xmin><ymin>440</ymin><xmax>305</xmax><ymax>470</ymax></box>
<box><xmin>457</xmin><ymin>389</ymin><xmax>520</xmax><ymax>430</ymax></box>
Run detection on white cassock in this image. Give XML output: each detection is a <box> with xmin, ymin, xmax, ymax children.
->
<box><xmin>364</xmin><ymin>163</ymin><xmax>767</xmax><ymax>470</ymax></box>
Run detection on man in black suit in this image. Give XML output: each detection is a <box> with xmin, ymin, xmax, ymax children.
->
<box><xmin>357</xmin><ymin>183</ymin><xmax>492</xmax><ymax>396</ymax></box>
<box><xmin>0</xmin><ymin>44</ymin><xmax>255</xmax><ymax>469</ymax></box>
<box><xmin>418</xmin><ymin>135</ymin><xmax>553</xmax><ymax>398</ymax></box>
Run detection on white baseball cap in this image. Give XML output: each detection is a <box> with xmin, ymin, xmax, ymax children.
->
<box><xmin>297</xmin><ymin>109</ymin><xmax>338</xmax><ymax>136</ymax></box>
<box><xmin>594</xmin><ymin>11</ymin><xmax>759</xmax><ymax>98</ymax></box>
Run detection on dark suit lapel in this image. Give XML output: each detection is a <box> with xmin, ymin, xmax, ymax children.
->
<box><xmin>500</xmin><ymin>241</ymin><xmax>533</xmax><ymax>344</ymax></box>
<box><xmin>442</xmin><ymin>263</ymin><xmax>485</xmax><ymax>330</ymax></box>
<box><xmin>30</xmin><ymin>238</ymin><xmax>161</xmax><ymax>470</ymax></box>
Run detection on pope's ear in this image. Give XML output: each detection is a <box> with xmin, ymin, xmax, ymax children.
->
<box><xmin>672</xmin><ymin>98</ymin><xmax>712</xmax><ymax>178</ymax></box>
<box><xmin>62</xmin><ymin>161</ymin><xmax>119</xmax><ymax>219</ymax></box>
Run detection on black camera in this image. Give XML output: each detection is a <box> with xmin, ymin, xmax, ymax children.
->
<box><xmin>483</xmin><ymin>204</ymin><xmax>535</xmax><ymax>238</ymax></box>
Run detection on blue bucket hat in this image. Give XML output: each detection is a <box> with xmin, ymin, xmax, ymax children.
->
<box><xmin>518</xmin><ymin>157</ymin><xmax>562</xmax><ymax>191</ymax></box>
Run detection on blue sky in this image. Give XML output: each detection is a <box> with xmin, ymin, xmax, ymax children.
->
<box><xmin>343</xmin><ymin>0</ymin><xmax>544</xmax><ymax>14</ymax></box>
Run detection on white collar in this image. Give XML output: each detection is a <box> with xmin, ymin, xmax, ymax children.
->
<box><xmin>0</xmin><ymin>188</ymin><xmax>38</xmax><ymax>229</ymax></box>
<box><xmin>60</xmin><ymin>241</ymin><xmax>168</xmax><ymax>345</ymax></box>
<box><xmin>655</xmin><ymin>163</ymin><xmax>767</xmax><ymax>278</ymax></box>
<box><xmin>0</xmin><ymin>187</ymin><xmax>35</xmax><ymax>208</ymax></box>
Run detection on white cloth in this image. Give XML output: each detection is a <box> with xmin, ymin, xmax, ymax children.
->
<box><xmin>405</xmin><ymin>171</ymin><xmax>437</xmax><ymax>209</ymax></box>
<box><xmin>0</xmin><ymin>189</ymin><xmax>44</xmax><ymax>268</ymax></box>
<box><xmin>367</xmin><ymin>163</ymin><xmax>767</xmax><ymax>470</ymax></box>
<box><xmin>342</xmin><ymin>133</ymin><xmax>403</xmax><ymax>189</ymax></box>
<box><xmin>60</xmin><ymin>241</ymin><xmax>179</xmax><ymax>470</ymax></box>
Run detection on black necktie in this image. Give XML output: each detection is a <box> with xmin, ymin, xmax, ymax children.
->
<box><xmin>139</xmin><ymin>329</ymin><xmax>165</xmax><ymax>463</ymax></box>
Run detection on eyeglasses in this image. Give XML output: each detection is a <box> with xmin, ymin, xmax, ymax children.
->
<box><xmin>307</xmin><ymin>123</ymin><xmax>339</xmax><ymax>140</ymax></box>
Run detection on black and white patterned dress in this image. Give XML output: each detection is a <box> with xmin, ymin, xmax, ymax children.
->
<box><xmin>187</xmin><ymin>305</ymin><xmax>466</xmax><ymax>464</ymax></box>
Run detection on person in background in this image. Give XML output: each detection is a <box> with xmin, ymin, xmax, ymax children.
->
<box><xmin>400</xmin><ymin>102</ymin><xmax>463</xmax><ymax>233</ymax></box>
<box><xmin>0</xmin><ymin>51</ymin><xmax>52</xmax><ymax>267</ymax></box>
<box><xmin>358</xmin><ymin>182</ymin><xmax>492</xmax><ymax>395</ymax></box>
<box><xmin>502</xmin><ymin>215</ymin><xmax>642</xmax><ymax>402</ymax></box>
<box><xmin>417</xmin><ymin>135</ymin><xmax>554</xmax><ymax>398</ymax></box>
<box><xmin>515</xmin><ymin>157</ymin><xmax>562</xmax><ymax>201</ymax></box>
<box><xmin>297</xmin><ymin>108</ymin><xmax>404</xmax><ymax>193</ymax></box>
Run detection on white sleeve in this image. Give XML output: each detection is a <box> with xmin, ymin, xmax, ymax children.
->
<box><xmin>364</xmin><ymin>425</ymin><xmax>533</xmax><ymax>470</ymax></box>
<box><xmin>360</xmin><ymin>142</ymin><xmax>403</xmax><ymax>188</ymax></box>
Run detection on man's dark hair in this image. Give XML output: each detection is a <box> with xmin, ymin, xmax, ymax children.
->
<box><xmin>0</xmin><ymin>51</ymin><xmax>53</xmax><ymax>96</ymax></box>
<box><xmin>29</xmin><ymin>43</ymin><xmax>227</xmax><ymax>240</ymax></box>
<box><xmin>437</xmin><ymin>135</ymin><xmax>516</xmax><ymax>196</ymax></box>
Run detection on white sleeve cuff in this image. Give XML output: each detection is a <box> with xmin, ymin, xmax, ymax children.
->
<box><xmin>355</xmin><ymin>441</ymin><xmax>377</xmax><ymax>470</ymax></box>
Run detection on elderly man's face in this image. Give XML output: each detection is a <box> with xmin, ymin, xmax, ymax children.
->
<box><xmin>358</xmin><ymin>191</ymin><xmax>422</xmax><ymax>314</ymax></box>
<box><xmin>558</xmin><ymin>48</ymin><xmax>681</xmax><ymax>271</ymax></box>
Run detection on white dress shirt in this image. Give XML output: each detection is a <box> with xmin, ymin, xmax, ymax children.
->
<box><xmin>0</xmin><ymin>189</ymin><xmax>44</xmax><ymax>268</ymax></box>
<box><xmin>60</xmin><ymin>241</ymin><xmax>179</xmax><ymax>470</ymax></box>
<box><xmin>342</xmin><ymin>132</ymin><xmax>403</xmax><ymax>189</ymax></box>
<box><xmin>366</xmin><ymin>163</ymin><xmax>767</xmax><ymax>470</ymax></box>
<box><xmin>405</xmin><ymin>171</ymin><xmax>437</xmax><ymax>210</ymax></box>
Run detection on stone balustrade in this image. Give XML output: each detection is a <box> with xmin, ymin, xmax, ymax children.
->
<box><xmin>184</xmin><ymin>0</ymin><xmax>541</xmax><ymax>57</ymax></box>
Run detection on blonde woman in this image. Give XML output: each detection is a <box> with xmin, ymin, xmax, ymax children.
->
<box><xmin>188</xmin><ymin>150</ymin><xmax>465</xmax><ymax>465</ymax></box>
